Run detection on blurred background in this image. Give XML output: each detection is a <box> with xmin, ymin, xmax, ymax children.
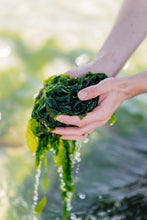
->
<box><xmin>0</xmin><ymin>0</ymin><xmax>147</xmax><ymax>219</ymax></box>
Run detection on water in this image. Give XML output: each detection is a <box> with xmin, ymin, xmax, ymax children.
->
<box><xmin>32</xmin><ymin>163</ymin><xmax>42</xmax><ymax>220</ymax></box>
<box><xmin>77</xmin><ymin>192</ymin><xmax>86</xmax><ymax>200</ymax></box>
<box><xmin>57</xmin><ymin>166</ymin><xmax>73</xmax><ymax>213</ymax></box>
<box><xmin>0</xmin><ymin>0</ymin><xmax>147</xmax><ymax>218</ymax></box>
<box><xmin>74</xmin><ymin>141</ymin><xmax>82</xmax><ymax>175</ymax></box>
<box><xmin>0</xmin><ymin>104</ymin><xmax>147</xmax><ymax>219</ymax></box>
<box><xmin>56</xmin><ymin>141</ymin><xmax>83</xmax><ymax>217</ymax></box>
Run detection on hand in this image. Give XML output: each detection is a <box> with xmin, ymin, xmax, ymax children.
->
<box><xmin>63</xmin><ymin>62</ymin><xmax>93</xmax><ymax>78</ymax></box>
<box><xmin>64</xmin><ymin>60</ymin><xmax>115</xmax><ymax>78</ymax></box>
<box><xmin>52</xmin><ymin>77</ymin><xmax>128</xmax><ymax>141</ymax></box>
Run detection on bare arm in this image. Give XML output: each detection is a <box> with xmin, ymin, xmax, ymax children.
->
<box><xmin>53</xmin><ymin>71</ymin><xmax>147</xmax><ymax>140</ymax></box>
<box><xmin>122</xmin><ymin>71</ymin><xmax>147</xmax><ymax>98</ymax></box>
<box><xmin>66</xmin><ymin>0</ymin><xmax>147</xmax><ymax>78</ymax></box>
<box><xmin>91</xmin><ymin>0</ymin><xmax>147</xmax><ymax>77</ymax></box>
<box><xmin>52</xmin><ymin>0</ymin><xmax>147</xmax><ymax>141</ymax></box>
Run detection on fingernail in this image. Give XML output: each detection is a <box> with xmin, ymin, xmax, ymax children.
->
<box><xmin>79</xmin><ymin>91</ymin><xmax>87</xmax><ymax>99</ymax></box>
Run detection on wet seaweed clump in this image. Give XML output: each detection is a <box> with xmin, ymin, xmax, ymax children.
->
<box><xmin>26</xmin><ymin>72</ymin><xmax>116</xmax><ymax>219</ymax></box>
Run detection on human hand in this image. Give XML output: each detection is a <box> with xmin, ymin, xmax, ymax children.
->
<box><xmin>52</xmin><ymin>77</ymin><xmax>128</xmax><ymax>141</ymax></box>
<box><xmin>64</xmin><ymin>59</ymin><xmax>116</xmax><ymax>79</ymax></box>
<box><xmin>64</xmin><ymin>62</ymin><xmax>93</xmax><ymax>78</ymax></box>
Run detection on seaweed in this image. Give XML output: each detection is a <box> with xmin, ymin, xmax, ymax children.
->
<box><xmin>26</xmin><ymin>72</ymin><xmax>116</xmax><ymax>219</ymax></box>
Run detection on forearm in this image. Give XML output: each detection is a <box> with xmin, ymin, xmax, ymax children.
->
<box><xmin>92</xmin><ymin>0</ymin><xmax>147</xmax><ymax>77</ymax></box>
<box><xmin>119</xmin><ymin>71</ymin><xmax>147</xmax><ymax>99</ymax></box>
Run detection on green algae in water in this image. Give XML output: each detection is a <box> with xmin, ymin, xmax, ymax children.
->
<box><xmin>26</xmin><ymin>72</ymin><xmax>116</xmax><ymax>219</ymax></box>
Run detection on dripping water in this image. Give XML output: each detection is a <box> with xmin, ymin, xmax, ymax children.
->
<box><xmin>32</xmin><ymin>162</ymin><xmax>42</xmax><ymax>220</ymax></box>
<box><xmin>57</xmin><ymin>141</ymin><xmax>83</xmax><ymax>216</ymax></box>
<box><xmin>74</xmin><ymin>141</ymin><xmax>82</xmax><ymax>174</ymax></box>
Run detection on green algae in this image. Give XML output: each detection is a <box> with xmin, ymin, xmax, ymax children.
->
<box><xmin>26</xmin><ymin>72</ymin><xmax>116</xmax><ymax>219</ymax></box>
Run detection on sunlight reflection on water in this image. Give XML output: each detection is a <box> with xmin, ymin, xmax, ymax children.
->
<box><xmin>0</xmin><ymin>40</ymin><xmax>11</xmax><ymax>58</ymax></box>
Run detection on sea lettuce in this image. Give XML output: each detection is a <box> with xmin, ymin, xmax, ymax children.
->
<box><xmin>26</xmin><ymin>72</ymin><xmax>116</xmax><ymax>219</ymax></box>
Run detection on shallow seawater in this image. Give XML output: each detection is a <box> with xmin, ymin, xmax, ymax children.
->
<box><xmin>0</xmin><ymin>97</ymin><xmax>147</xmax><ymax>220</ymax></box>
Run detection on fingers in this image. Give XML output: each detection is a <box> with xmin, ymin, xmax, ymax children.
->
<box><xmin>56</xmin><ymin>119</ymin><xmax>107</xmax><ymax>141</ymax></box>
<box><xmin>53</xmin><ymin>78</ymin><xmax>120</xmax><ymax>141</ymax></box>
<box><xmin>78</xmin><ymin>77</ymin><xmax>116</xmax><ymax>100</ymax></box>
<box><xmin>56</xmin><ymin>107</ymin><xmax>108</xmax><ymax>127</ymax></box>
<box><xmin>64</xmin><ymin>64</ymin><xmax>91</xmax><ymax>78</ymax></box>
<box><xmin>61</xmin><ymin>134</ymin><xmax>88</xmax><ymax>141</ymax></box>
<box><xmin>52</xmin><ymin>120</ymin><xmax>107</xmax><ymax>137</ymax></box>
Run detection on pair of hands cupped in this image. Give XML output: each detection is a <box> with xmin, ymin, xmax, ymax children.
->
<box><xmin>52</xmin><ymin>63</ymin><xmax>127</xmax><ymax>140</ymax></box>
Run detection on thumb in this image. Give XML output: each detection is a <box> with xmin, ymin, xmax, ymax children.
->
<box><xmin>78</xmin><ymin>78</ymin><xmax>114</xmax><ymax>100</ymax></box>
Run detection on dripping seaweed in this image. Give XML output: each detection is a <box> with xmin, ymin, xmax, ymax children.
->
<box><xmin>26</xmin><ymin>72</ymin><xmax>116</xmax><ymax>219</ymax></box>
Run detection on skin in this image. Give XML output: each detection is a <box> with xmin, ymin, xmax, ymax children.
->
<box><xmin>52</xmin><ymin>0</ymin><xmax>147</xmax><ymax>141</ymax></box>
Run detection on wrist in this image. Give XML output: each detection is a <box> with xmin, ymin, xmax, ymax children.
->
<box><xmin>117</xmin><ymin>77</ymin><xmax>134</xmax><ymax>101</ymax></box>
<box><xmin>90</xmin><ymin>52</ymin><xmax>121</xmax><ymax>78</ymax></box>
<box><xmin>117</xmin><ymin>71</ymin><xmax>147</xmax><ymax>100</ymax></box>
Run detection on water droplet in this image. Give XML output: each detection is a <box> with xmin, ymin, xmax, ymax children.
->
<box><xmin>78</xmin><ymin>192</ymin><xmax>86</xmax><ymax>200</ymax></box>
<box><xmin>65</xmin><ymin>192</ymin><xmax>73</xmax><ymax>211</ymax></box>
<box><xmin>57</xmin><ymin>166</ymin><xmax>62</xmax><ymax>173</ymax></box>
<box><xmin>83</xmin><ymin>137</ymin><xmax>89</xmax><ymax>143</ymax></box>
<box><xmin>98</xmin><ymin>211</ymin><xmax>107</xmax><ymax>217</ymax></box>
<box><xmin>32</xmin><ymin>163</ymin><xmax>42</xmax><ymax>218</ymax></box>
<box><xmin>59</xmin><ymin>173</ymin><xmax>63</xmax><ymax>177</ymax></box>
<box><xmin>70</xmin><ymin>213</ymin><xmax>81</xmax><ymax>220</ymax></box>
<box><xmin>87</xmin><ymin>215</ymin><xmax>97</xmax><ymax>220</ymax></box>
<box><xmin>74</xmin><ymin>141</ymin><xmax>82</xmax><ymax>163</ymax></box>
<box><xmin>75</xmin><ymin>165</ymin><xmax>79</xmax><ymax>174</ymax></box>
